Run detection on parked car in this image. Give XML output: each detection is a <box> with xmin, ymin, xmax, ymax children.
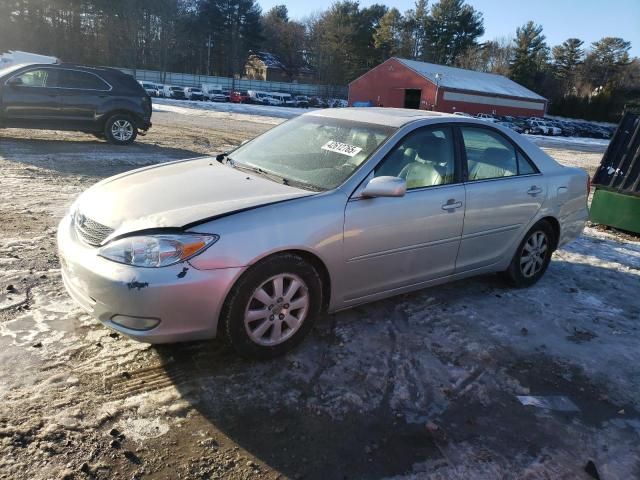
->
<box><xmin>185</xmin><ymin>87</ymin><xmax>204</xmax><ymax>101</ymax></box>
<box><xmin>590</xmin><ymin>125</ymin><xmax>612</xmax><ymax>139</ymax></box>
<box><xmin>139</xmin><ymin>81</ymin><xmax>159</xmax><ymax>97</ymax></box>
<box><xmin>511</xmin><ymin>118</ymin><xmax>536</xmax><ymax>134</ymax></box>
<box><xmin>295</xmin><ymin>95</ymin><xmax>310</xmax><ymax>108</ymax></box>
<box><xmin>475</xmin><ymin>113</ymin><xmax>497</xmax><ymax>122</ymax></box>
<box><xmin>168</xmin><ymin>86</ymin><xmax>186</xmax><ymax>100</ymax></box>
<box><xmin>496</xmin><ymin>120</ymin><xmax>524</xmax><ymax>134</ymax></box>
<box><xmin>230</xmin><ymin>90</ymin><xmax>250</xmax><ymax>103</ymax></box>
<box><xmin>202</xmin><ymin>83</ymin><xmax>225</xmax><ymax>102</ymax></box>
<box><xmin>58</xmin><ymin>108</ymin><xmax>588</xmax><ymax>357</ymax></box>
<box><xmin>555</xmin><ymin>121</ymin><xmax>576</xmax><ymax>137</ymax></box>
<box><xmin>0</xmin><ymin>63</ymin><xmax>151</xmax><ymax>145</ymax></box>
<box><xmin>268</xmin><ymin>92</ymin><xmax>296</xmax><ymax>107</ymax></box>
<box><xmin>452</xmin><ymin>112</ymin><xmax>472</xmax><ymax>117</ymax></box>
<box><xmin>247</xmin><ymin>90</ymin><xmax>276</xmax><ymax>105</ymax></box>
<box><xmin>204</xmin><ymin>87</ymin><xmax>226</xmax><ymax>102</ymax></box>
<box><xmin>263</xmin><ymin>95</ymin><xmax>283</xmax><ymax>106</ymax></box>
<box><xmin>158</xmin><ymin>85</ymin><xmax>173</xmax><ymax>98</ymax></box>
<box><xmin>308</xmin><ymin>96</ymin><xmax>328</xmax><ymax>108</ymax></box>
<box><xmin>527</xmin><ymin>119</ymin><xmax>561</xmax><ymax>136</ymax></box>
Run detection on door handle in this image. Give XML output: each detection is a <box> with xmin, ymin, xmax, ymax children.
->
<box><xmin>441</xmin><ymin>199</ymin><xmax>463</xmax><ymax>211</ymax></box>
<box><xmin>527</xmin><ymin>186</ymin><xmax>543</xmax><ymax>196</ymax></box>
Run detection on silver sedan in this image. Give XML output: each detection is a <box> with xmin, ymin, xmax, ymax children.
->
<box><xmin>58</xmin><ymin>108</ymin><xmax>589</xmax><ymax>358</ymax></box>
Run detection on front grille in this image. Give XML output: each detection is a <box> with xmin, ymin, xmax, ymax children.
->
<box><xmin>74</xmin><ymin>214</ymin><xmax>114</xmax><ymax>246</ymax></box>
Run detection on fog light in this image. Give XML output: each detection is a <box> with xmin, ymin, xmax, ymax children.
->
<box><xmin>111</xmin><ymin>315</ymin><xmax>160</xmax><ymax>331</ymax></box>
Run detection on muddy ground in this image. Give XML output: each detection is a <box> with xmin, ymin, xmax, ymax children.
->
<box><xmin>1</xmin><ymin>112</ymin><xmax>639</xmax><ymax>480</ymax></box>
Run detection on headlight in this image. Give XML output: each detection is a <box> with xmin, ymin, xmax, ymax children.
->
<box><xmin>99</xmin><ymin>234</ymin><xmax>218</xmax><ymax>267</ymax></box>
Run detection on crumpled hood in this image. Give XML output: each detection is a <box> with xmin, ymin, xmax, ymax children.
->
<box><xmin>75</xmin><ymin>157</ymin><xmax>313</xmax><ymax>237</ymax></box>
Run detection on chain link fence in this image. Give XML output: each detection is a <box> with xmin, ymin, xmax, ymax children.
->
<box><xmin>120</xmin><ymin>68</ymin><xmax>347</xmax><ymax>99</ymax></box>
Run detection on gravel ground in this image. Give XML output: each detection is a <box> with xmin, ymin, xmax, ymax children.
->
<box><xmin>1</xmin><ymin>112</ymin><xmax>639</xmax><ymax>480</ymax></box>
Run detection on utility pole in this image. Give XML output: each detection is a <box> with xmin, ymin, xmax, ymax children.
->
<box><xmin>206</xmin><ymin>34</ymin><xmax>213</xmax><ymax>76</ymax></box>
<box><xmin>434</xmin><ymin>73</ymin><xmax>442</xmax><ymax>110</ymax></box>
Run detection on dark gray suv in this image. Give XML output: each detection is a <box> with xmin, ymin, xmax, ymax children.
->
<box><xmin>0</xmin><ymin>63</ymin><xmax>152</xmax><ymax>145</ymax></box>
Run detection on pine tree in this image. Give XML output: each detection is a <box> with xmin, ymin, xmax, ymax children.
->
<box><xmin>585</xmin><ymin>37</ymin><xmax>632</xmax><ymax>89</ymax></box>
<box><xmin>373</xmin><ymin>8</ymin><xmax>403</xmax><ymax>59</ymax></box>
<box><xmin>423</xmin><ymin>0</ymin><xmax>484</xmax><ymax>65</ymax></box>
<box><xmin>403</xmin><ymin>0</ymin><xmax>429</xmax><ymax>59</ymax></box>
<box><xmin>552</xmin><ymin>38</ymin><xmax>584</xmax><ymax>94</ymax></box>
<box><xmin>510</xmin><ymin>21</ymin><xmax>548</xmax><ymax>90</ymax></box>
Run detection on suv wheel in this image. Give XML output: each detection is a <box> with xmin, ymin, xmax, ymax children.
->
<box><xmin>221</xmin><ymin>253</ymin><xmax>323</xmax><ymax>359</ymax></box>
<box><xmin>104</xmin><ymin>114</ymin><xmax>137</xmax><ymax>145</ymax></box>
<box><xmin>504</xmin><ymin>221</ymin><xmax>555</xmax><ymax>288</ymax></box>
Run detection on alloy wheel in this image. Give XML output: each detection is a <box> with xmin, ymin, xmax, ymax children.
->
<box><xmin>520</xmin><ymin>231</ymin><xmax>548</xmax><ymax>278</ymax></box>
<box><xmin>244</xmin><ymin>273</ymin><xmax>309</xmax><ymax>346</ymax></box>
<box><xmin>111</xmin><ymin>120</ymin><xmax>134</xmax><ymax>142</ymax></box>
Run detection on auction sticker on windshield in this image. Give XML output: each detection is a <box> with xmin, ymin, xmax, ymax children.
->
<box><xmin>321</xmin><ymin>140</ymin><xmax>362</xmax><ymax>157</ymax></box>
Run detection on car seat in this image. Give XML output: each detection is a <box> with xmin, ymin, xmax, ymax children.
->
<box><xmin>398</xmin><ymin>137</ymin><xmax>450</xmax><ymax>188</ymax></box>
<box><xmin>468</xmin><ymin>147</ymin><xmax>516</xmax><ymax>180</ymax></box>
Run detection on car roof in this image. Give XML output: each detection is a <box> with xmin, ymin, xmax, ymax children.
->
<box><xmin>8</xmin><ymin>63</ymin><xmax>132</xmax><ymax>83</ymax></box>
<box><xmin>306</xmin><ymin>107</ymin><xmax>456</xmax><ymax>127</ymax></box>
<box><xmin>306</xmin><ymin>107</ymin><xmax>520</xmax><ymax>128</ymax></box>
<box><xmin>19</xmin><ymin>62</ymin><xmax>122</xmax><ymax>74</ymax></box>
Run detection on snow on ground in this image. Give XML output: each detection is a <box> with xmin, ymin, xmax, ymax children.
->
<box><xmin>525</xmin><ymin>134</ymin><xmax>610</xmax><ymax>148</ymax></box>
<box><xmin>153</xmin><ymin>97</ymin><xmax>308</xmax><ymax>125</ymax></box>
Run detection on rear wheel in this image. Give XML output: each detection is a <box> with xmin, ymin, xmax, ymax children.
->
<box><xmin>220</xmin><ymin>253</ymin><xmax>323</xmax><ymax>359</ymax></box>
<box><xmin>104</xmin><ymin>114</ymin><xmax>137</xmax><ymax>145</ymax></box>
<box><xmin>504</xmin><ymin>220</ymin><xmax>555</xmax><ymax>287</ymax></box>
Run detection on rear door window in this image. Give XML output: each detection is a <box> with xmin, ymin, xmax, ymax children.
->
<box><xmin>54</xmin><ymin>70</ymin><xmax>110</xmax><ymax>91</ymax></box>
<box><xmin>461</xmin><ymin>127</ymin><xmax>518</xmax><ymax>181</ymax></box>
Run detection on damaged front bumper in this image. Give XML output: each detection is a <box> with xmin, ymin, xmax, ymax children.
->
<box><xmin>57</xmin><ymin>214</ymin><xmax>243</xmax><ymax>343</ymax></box>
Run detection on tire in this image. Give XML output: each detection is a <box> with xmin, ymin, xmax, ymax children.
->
<box><xmin>504</xmin><ymin>220</ymin><xmax>555</xmax><ymax>288</ymax></box>
<box><xmin>104</xmin><ymin>114</ymin><xmax>137</xmax><ymax>145</ymax></box>
<box><xmin>220</xmin><ymin>253</ymin><xmax>323</xmax><ymax>359</ymax></box>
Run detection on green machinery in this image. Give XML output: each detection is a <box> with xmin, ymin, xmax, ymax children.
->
<box><xmin>590</xmin><ymin>112</ymin><xmax>640</xmax><ymax>234</ymax></box>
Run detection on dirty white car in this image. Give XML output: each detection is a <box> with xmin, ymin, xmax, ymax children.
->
<box><xmin>58</xmin><ymin>108</ymin><xmax>589</xmax><ymax>358</ymax></box>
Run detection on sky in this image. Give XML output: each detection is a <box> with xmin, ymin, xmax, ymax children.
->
<box><xmin>257</xmin><ymin>0</ymin><xmax>640</xmax><ymax>57</ymax></box>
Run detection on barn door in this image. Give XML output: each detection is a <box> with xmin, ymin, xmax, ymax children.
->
<box><xmin>404</xmin><ymin>89</ymin><xmax>421</xmax><ymax>109</ymax></box>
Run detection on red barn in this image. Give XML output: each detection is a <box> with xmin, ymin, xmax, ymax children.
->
<box><xmin>349</xmin><ymin>58</ymin><xmax>547</xmax><ymax>117</ymax></box>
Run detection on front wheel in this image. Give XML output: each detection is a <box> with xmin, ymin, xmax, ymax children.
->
<box><xmin>220</xmin><ymin>253</ymin><xmax>323</xmax><ymax>359</ymax></box>
<box><xmin>504</xmin><ymin>221</ymin><xmax>555</xmax><ymax>287</ymax></box>
<box><xmin>104</xmin><ymin>114</ymin><xmax>137</xmax><ymax>145</ymax></box>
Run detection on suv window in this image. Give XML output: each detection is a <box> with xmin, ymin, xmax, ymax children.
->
<box><xmin>462</xmin><ymin>127</ymin><xmax>537</xmax><ymax>180</ymax></box>
<box><xmin>375</xmin><ymin>127</ymin><xmax>456</xmax><ymax>189</ymax></box>
<box><xmin>14</xmin><ymin>69</ymin><xmax>54</xmax><ymax>87</ymax></box>
<box><xmin>54</xmin><ymin>69</ymin><xmax>110</xmax><ymax>90</ymax></box>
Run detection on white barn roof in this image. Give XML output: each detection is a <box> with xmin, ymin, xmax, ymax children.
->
<box><xmin>394</xmin><ymin>58</ymin><xmax>546</xmax><ymax>101</ymax></box>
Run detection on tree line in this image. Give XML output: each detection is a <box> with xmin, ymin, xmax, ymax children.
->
<box><xmin>0</xmin><ymin>0</ymin><xmax>637</xmax><ymax>120</ymax></box>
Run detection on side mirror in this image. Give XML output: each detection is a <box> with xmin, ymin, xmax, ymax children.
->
<box><xmin>361</xmin><ymin>176</ymin><xmax>406</xmax><ymax>198</ymax></box>
<box><xmin>7</xmin><ymin>77</ymin><xmax>23</xmax><ymax>87</ymax></box>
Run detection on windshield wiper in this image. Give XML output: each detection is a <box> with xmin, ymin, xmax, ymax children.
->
<box><xmin>232</xmin><ymin>162</ymin><xmax>288</xmax><ymax>184</ymax></box>
<box><xmin>231</xmin><ymin>162</ymin><xmax>322</xmax><ymax>191</ymax></box>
